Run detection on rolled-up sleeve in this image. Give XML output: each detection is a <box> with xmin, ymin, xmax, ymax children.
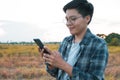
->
<box><xmin>46</xmin><ymin>64</ymin><xmax>58</xmax><ymax>78</ymax></box>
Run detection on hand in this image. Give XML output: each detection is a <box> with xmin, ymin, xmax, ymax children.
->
<box><xmin>43</xmin><ymin>47</ymin><xmax>66</xmax><ymax>69</ymax></box>
<box><xmin>42</xmin><ymin>46</ymin><xmax>73</xmax><ymax>76</ymax></box>
<box><xmin>38</xmin><ymin>46</ymin><xmax>55</xmax><ymax>69</ymax></box>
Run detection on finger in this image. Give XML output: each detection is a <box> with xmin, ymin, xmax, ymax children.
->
<box><xmin>43</xmin><ymin>53</ymin><xmax>50</xmax><ymax>58</ymax></box>
<box><xmin>38</xmin><ymin>47</ymin><xmax>43</xmax><ymax>57</ymax></box>
<box><xmin>39</xmin><ymin>49</ymin><xmax>44</xmax><ymax>57</ymax></box>
<box><xmin>44</xmin><ymin>54</ymin><xmax>55</xmax><ymax>60</ymax></box>
<box><xmin>43</xmin><ymin>54</ymin><xmax>54</xmax><ymax>62</ymax></box>
<box><xmin>38</xmin><ymin>47</ymin><xmax>43</xmax><ymax>53</ymax></box>
<box><xmin>43</xmin><ymin>54</ymin><xmax>55</xmax><ymax>66</ymax></box>
<box><xmin>44</xmin><ymin>59</ymin><xmax>53</xmax><ymax>66</ymax></box>
<box><xmin>44</xmin><ymin>46</ymin><xmax>52</xmax><ymax>54</ymax></box>
<box><xmin>46</xmin><ymin>61</ymin><xmax>52</xmax><ymax>66</ymax></box>
<box><xmin>38</xmin><ymin>47</ymin><xmax>41</xmax><ymax>52</ymax></box>
<box><xmin>53</xmin><ymin>51</ymin><xmax>60</xmax><ymax>57</ymax></box>
<box><xmin>43</xmin><ymin>54</ymin><xmax>52</xmax><ymax>63</ymax></box>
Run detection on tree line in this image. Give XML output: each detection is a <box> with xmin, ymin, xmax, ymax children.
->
<box><xmin>0</xmin><ymin>33</ymin><xmax>120</xmax><ymax>46</ymax></box>
<box><xmin>105</xmin><ymin>33</ymin><xmax>120</xmax><ymax>46</ymax></box>
<box><xmin>97</xmin><ymin>33</ymin><xmax>120</xmax><ymax>46</ymax></box>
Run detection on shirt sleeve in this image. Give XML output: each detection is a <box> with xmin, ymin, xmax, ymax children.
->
<box><xmin>46</xmin><ymin>64</ymin><xmax>58</xmax><ymax>78</ymax></box>
<box><xmin>71</xmin><ymin>41</ymin><xmax>109</xmax><ymax>80</ymax></box>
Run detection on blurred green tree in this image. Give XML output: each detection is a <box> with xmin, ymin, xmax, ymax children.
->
<box><xmin>105</xmin><ymin>33</ymin><xmax>120</xmax><ymax>46</ymax></box>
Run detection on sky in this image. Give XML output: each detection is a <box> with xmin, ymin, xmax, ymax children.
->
<box><xmin>0</xmin><ymin>0</ymin><xmax>120</xmax><ymax>42</ymax></box>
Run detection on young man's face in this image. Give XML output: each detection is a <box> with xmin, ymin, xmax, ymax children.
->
<box><xmin>65</xmin><ymin>9</ymin><xmax>90</xmax><ymax>35</ymax></box>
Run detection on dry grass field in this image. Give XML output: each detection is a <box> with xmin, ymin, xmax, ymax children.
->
<box><xmin>0</xmin><ymin>44</ymin><xmax>120</xmax><ymax>80</ymax></box>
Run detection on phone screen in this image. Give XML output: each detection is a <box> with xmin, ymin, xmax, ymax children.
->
<box><xmin>33</xmin><ymin>39</ymin><xmax>49</xmax><ymax>54</ymax></box>
<box><xmin>33</xmin><ymin>39</ymin><xmax>44</xmax><ymax>49</ymax></box>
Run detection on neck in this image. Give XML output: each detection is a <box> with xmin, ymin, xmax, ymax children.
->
<box><xmin>74</xmin><ymin>28</ymin><xmax>87</xmax><ymax>43</ymax></box>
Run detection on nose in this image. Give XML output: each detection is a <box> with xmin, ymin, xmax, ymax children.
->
<box><xmin>66</xmin><ymin>21</ymin><xmax>72</xmax><ymax>26</ymax></box>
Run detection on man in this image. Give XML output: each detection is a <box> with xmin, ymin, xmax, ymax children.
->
<box><xmin>40</xmin><ymin>0</ymin><xmax>108</xmax><ymax>80</ymax></box>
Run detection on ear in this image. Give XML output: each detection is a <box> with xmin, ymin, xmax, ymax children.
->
<box><xmin>85</xmin><ymin>15</ymin><xmax>90</xmax><ymax>24</ymax></box>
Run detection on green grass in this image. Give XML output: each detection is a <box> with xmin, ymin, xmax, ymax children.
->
<box><xmin>108</xmin><ymin>46</ymin><xmax>120</xmax><ymax>54</ymax></box>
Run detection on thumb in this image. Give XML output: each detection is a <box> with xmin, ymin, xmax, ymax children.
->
<box><xmin>44</xmin><ymin>46</ymin><xmax>52</xmax><ymax>54</ymax></box>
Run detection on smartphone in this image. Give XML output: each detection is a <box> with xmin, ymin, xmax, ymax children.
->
<box><xmin>33</xmin><ymin>39</ymin><xmax>49</xmax><ymax>54</ymax></box>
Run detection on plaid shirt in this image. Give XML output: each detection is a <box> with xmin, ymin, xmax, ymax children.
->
<box><xmin>47</xmin><ymin>28</ymin><xmax>108</xmax><ymax>80</ymax></box>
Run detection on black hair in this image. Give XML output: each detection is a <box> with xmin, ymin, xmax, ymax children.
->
<box><xmin>63</xmin><ymin>0</ymin><xmax>94</xmax><ymax>24</ymax></box>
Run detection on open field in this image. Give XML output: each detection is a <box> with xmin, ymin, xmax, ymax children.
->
<box><xmin>0</xmin><ymin>44</ymin><xmax>120</xmax><ymax>80</ymax></box>
<box><xmin>105</xmin><ymin>46</ymin><xmax>120</xmax><ymax>80</ymax></box>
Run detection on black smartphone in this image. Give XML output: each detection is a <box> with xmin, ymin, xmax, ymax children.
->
<box><xmin>33</xmin><ymin>39</ymin><xmax>49</xmax><ymax>54</ymax></box>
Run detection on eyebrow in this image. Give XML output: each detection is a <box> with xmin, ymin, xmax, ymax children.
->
<box><xmin>65</xmin><ymin>15</ymin><xmax>78</xmax><ymax>19</ymax></box>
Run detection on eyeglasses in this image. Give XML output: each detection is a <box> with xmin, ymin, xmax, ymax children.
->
<box><xmin>64</xmin><ymin>16</ymin><xmax>82</xmax><ymax>24</ymax></box>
